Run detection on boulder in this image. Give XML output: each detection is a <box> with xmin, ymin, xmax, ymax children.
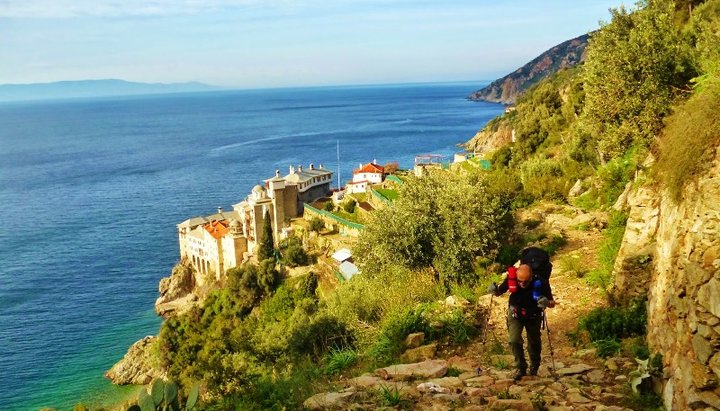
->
<box><xmin>155</xmin><ymin>261</ymin><xmax>197</xmax><ymax>318</ymax></box>
<box><xmin>404</xmin><ymin>332</ymin><xmax>425</xmax><ymax>349</ymax></box>
<box><xmin>557</xmin><ymin>363</ymin><xmax>594</xmax><ymax>376</ymax></box>
<box><xmin>400</xmin><ymin>343</ymin><xmax>437</xmax><ymax>363</ymax></box>
<box><xmin>105</xmin><ymin>336</ymin><xmax>161</xmax><ymax>385</ymax></box>
<box><xmin>303</xmin><ymin>390</ymin><xmax>356</xmax><ymax>410</ymax></box>
<box><xmin>487</xmin><ymin>399</ymin><xmax>534</xmax><ymax>411</ymax></box>
<box><xmin>376</xmin><ymin>359</ymin><xmax>448</xmax><ymax>381</ymax></box>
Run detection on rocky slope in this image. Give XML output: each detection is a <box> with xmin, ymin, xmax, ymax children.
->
<box><xmin>302</xmin><ymin>203</ymin><xmax>649</xmax><ymax>410</ymax></box>
<box><xmin>468</xmin><ymin>34</ymin><xmax>589</xmax><ymax>104</ymax></box>
<box><xmin>105</xmin><ymin>336</ymin><xmax>162</xmax><ymax>385</ymax></box>
<box><xmin>611</xmin><ymin>149</ymin><xmax>720</xmax><ymax>410</ymax></box>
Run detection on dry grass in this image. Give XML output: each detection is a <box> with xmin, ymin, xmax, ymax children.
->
<box><xmin>657</xmin><ymin>82</ymin><xmax>720</xmax><ymax>202</ymax></box>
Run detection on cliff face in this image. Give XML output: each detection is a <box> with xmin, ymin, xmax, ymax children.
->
<box><xmin>611</xmin><ymin>147</ymin><xmax>720</xmax><ymax>410</ymax></box>
<box><xmin>463</xmin><ymin>122</ymin><xmax>513</xmax><ymax>156</ymax></box>
<box><xmin>469</xmin><ymin>34</ymin><xmax>589</xmax><ymax>104</ymax></box>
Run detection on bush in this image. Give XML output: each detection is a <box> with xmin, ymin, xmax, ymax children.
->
<box><xmin>586</xmin><ymin>211</ymin><xmax>627</xmax><ymax>290</ymax></box>
<box><xmin>282</xmin><ymin>237</ymin><xmax>309</xmax><ymax>267</ymax></box>
<box><xmin>574</xmin><ymin>299</ymin><xmax>647</xmax><ymax>352</ymax></box>
<box><xmin>323</xmin><ymin>200</ymin><xmax>334</xmax><ymax>211</ymax></box>
<box><xmin>308</xmin><ymin>217</ymin><xmax>324</xmax><ymax>233</ymax></box>
<box><xmin>322</xmin><ymin>347</ymin><xmax>358</xmax><ymax>375</ymax></box>
<box><xmin>343</xmin><ymin>199</ymin><xmax>357</xmax><ymax>213</ymax></box>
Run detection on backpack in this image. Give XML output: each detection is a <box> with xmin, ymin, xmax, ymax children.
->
<box><xmin>520</xmin><ymin>247</ymin><xmax>552</xmax><ymax>280</ymax></box>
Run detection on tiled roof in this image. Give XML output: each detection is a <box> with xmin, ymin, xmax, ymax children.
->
<box><xmin>354</xmin><ymin>163</ymin><xmax>384</xmax><ymax>174</ymax></box>
<box><xmin>204</xmin><ymin>220</ymin><xmax>229</xmax><ymax>240</ymax></box>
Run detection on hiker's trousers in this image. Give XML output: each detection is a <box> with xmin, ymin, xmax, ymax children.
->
<box><xmin>507</xmin><ymin>311</ymin><xmax>542</xmax><ymax>371</ymax></box>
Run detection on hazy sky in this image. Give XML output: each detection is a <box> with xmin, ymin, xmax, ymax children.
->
<box><xmin>0</xmin><ymin>0</ymin><xmax>626</xmax><ymax>88</ymax></box>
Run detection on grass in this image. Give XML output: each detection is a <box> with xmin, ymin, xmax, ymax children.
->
<box><xmin>377</xmin><ymin>385</ymin><xmax>402</xmax><ymax>406</ymax></box>
<box><xmin>323</xmin><ymin>347</ymin><xmax>358</xmax><ymax>375</ymax></box>
<box><xmin>375</xmin><ymin>188</ymin><xmax>398</xmax><ymax>201</ymax></box>
<box><xmin>557</xmin><ymin>254</ymin><xmax>588</xmax><ymax>277</ymax></box>
<box><xmin>586</xmin><ymin>211</ymin><xmax>627</xmax><ymax>290</ymax></box>
<box><xmin>657</xmin><ymin>80</ymin><xmax>720</xmax><ymax>202</ymax></box>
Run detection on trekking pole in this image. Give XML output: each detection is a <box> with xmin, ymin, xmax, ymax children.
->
<box><xmin>543</xmin><ymin>310</ymin><xmax>557</xmax><ymax>377</ymax></box>
<box><xmin>481</xmin><ymin>293</ymin><xmax>494</xmax><ymax>345</ymax></box>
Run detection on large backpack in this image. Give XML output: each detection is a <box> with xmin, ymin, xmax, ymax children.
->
<box><xmin>520</xmin><ymin>247</ymin><xmax>552</xmax><ymax>280</ymax></box>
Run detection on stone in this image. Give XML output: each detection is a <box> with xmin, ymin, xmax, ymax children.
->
<box><xmin>155</xmin><ymin>262</ymin><xmax>196</xmax><ymax>318</ymax></box>
<box><xmin>464</xmin><ymin>375</ymin><xmax>494</xmax><ymax>387</ymax></box>
<box><xmin>557</xmin><ymin>363</ymin><xmax>594</xmax><ymax>376</ymax></box>
<box><xmin>105</xmin><ymin>336</ymin><xmax>160</xmax><ymax>385</ymax></box>
<box><xmin>586</xmin><ymin>370</ymin><xmax>605</xmax><ymax>384</ymax></box>
<box><xmin>303</xmin><ymin>390</ymin><xmax>356</xmax><ymax>410</ymax></box>
<box><xmin>605</xmin><ymin>358</ymin><xmax>619</xmax><ymax>372</ymax></box>
<box><xmin>688</xmin><ymin>390</ymin><xmax>720</xmax><ymax>410</ymax></box>
<box><xmin>376</xmin><ymin>359</ymin><xmax>448</xmax><ymax>381</ymax></box>
<box><xmin>349</xmin><ymin>373</ymin><xmax>384</xmax><ymax>388</ymax></box>
<box><xmin>445</xmin><ymin>295</ymin><xmax>469</xmax><ymax>307</ymax></box>
<box><xmin>491</xmin><ymin>378</ymin><xmax>513</xmax><ymax>391</ymax></box>
<box><xmin>400</xmin><ymin>343</ymin><xmax>437</xmax><ymax>363</ymax></box>
<box><xmin>568</xmin><ymin>179</ymin><xmax>584</xmax><ymax>198</ymax></box>
<box><xmin>693</xmin><ymin>333</ymin><xmax>714</xmax><ymax>364</ymax></box>
<box><xmin>698</xmin><ymin>278</ymin><xmax>720</xmax><ymax>319</ymax></box>
<box><xmin>488</xmin><ymin>399</ymin><xmax>535</xmax><ymax>411</ymax></box>
<box><xmin>574</xmin><ymin>348</ymin><xmax>597</xmax><ymax>360</ymax></box>
<box><xmin>566</xmin><ymin>391</ymin><xmax>592</xmax><ymax>404</ymax></box>
<box><xmin>464</xmin><ymin>387</ymin><xmax>490</xmax><ymax>397</ymax></box>
<box><xmin>614</xmin><ymin>375</ymin><xmax>628</xmax><ymax>382</ymax></box>
<box><xmin>692</xmin><ymin>363</ymin><xmax>719</xmax><ymax>389</ymax></box>
<box><xmin>447</xmin><ymin>355</ymin><xmax>480</xmax><ymax>373</ymax></box>
<box><xmin>404</xmin><ymin>332</ymin><xmax>425</xmax><ymax>349</ymax></box>
<box><xmin>426</xmin><ymin>377</ymin><xmax>464</xmax><ymax>390</ymax></box>
<box><xmin>416</xmin><ymin>382</ymin><xmax>449</xmax><ymax>394</ymax></box>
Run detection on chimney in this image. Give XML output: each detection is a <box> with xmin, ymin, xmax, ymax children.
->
<box><xmin>359</xmin><ymin>163</ymin><xmax>362</xmax><ymax>168</ymax></box>
<box><xmin>319</xmin><ymin>164</ymin><xmax>324</xmax><ymax>169</ymax></box>
<box><xmin>373</xmin><ymin>158</ymin><xmax>377</xmax><ymax>164</ymax></box>
<box><xmin>275</xmin><ymin>169</ymin><xmax>280</xmax><ymax>178</ymax></box>
<box><xmin>310</xmin><ymin>163</ymin><xmax>314</xmax><ymax>170</ymax></box>
<box><xmin>298</xmin><ymin>164</ymin><xmax>303</xmax><ymax>172</ymax></box>
<box><xmin>217</xmin><ymin>206</ymin><xmax>223</xmax><ymax>213</ymax></box>
<box><xmin>289</xmin><ymin>165</ymin><xmax>295</xmax><ymax>174</ymax></box>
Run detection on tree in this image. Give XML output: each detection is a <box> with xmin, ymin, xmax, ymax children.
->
<box><xmin>354</xmin><ymin>169</ymin><xmax>515</xmax><ymax>285</ymax></box>
<box><xmin>282</xmin><ymin>236</ymin><xmax>309</xmax><ymax>267</ymax></box>
<box><xmin>581</xmin><ymin>0</ymin><xmax>696</xmax><ymax>160</ymax></box>
<box><xmin>343</xmin><ymin>199</ymin><xmax>356</xmax><ymax>213</ymax></box>
<box><xmin>257</xmin><ymin>210</ymin><xmax>275</xmax><ymax>261</ymax></box>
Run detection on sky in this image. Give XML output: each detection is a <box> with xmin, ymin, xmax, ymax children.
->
<box><xmin>0</xmin><ymin>0</ymin><xmax>627</xmax><ymax>89</ymax></box>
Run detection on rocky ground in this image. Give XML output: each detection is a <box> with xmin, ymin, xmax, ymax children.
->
<box><xmin>303</xmin><ymin>204</ymin><xmax>649</xmax><ymax>410</ymax></box>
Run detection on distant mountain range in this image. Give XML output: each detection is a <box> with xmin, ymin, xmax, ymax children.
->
<box><xmin>0</xmin><ymin>79</ymin><xmax>219</xmax><ymax>102</ymax></box>
<box><xmin>469</xmin><ymin>33</ymin><xmax>590</xmax><ymax>104</ymax></box>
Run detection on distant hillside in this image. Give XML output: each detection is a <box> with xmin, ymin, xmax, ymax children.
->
<box><xmin>0</xmin><ymin>79</ymin><xmax>219</xmax><ymax>102</ymax></box>
<box><xmin>468</xmin><ymin>34</ymin><xmax>589</xmax><ymax>104</ymax></box>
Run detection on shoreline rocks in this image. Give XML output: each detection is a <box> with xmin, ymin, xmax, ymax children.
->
<box><xmin>105</xmin><ymin>336</ymin><xmax>161</xmax><ymax>385</ymax></box>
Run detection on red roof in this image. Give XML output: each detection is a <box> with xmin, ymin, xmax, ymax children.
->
<box><xmin>204</xmin><ymin>220</ymin><xmax>229</xmax><ymax>239</ymax></box>
<box><xmin>353</xmin><ymin>163</ymin><xmax>384</xmax><ymax>174</ymax></box>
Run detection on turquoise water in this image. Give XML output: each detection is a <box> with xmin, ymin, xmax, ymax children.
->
<box><xmin>0</xmin><ymin>82</ymin><xmax>502</xmax><ymax>410</ymax></box>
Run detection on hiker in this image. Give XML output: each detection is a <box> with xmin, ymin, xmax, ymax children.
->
<box><xmin>488</xmin><ymin>263</ymin><xmax>555</xmax><ymax>380</ymax></box>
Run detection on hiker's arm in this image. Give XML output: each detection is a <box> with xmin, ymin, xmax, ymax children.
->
<box><xmin>543</xmin><ymin>279</ymin><xmax>556</xmax><ymax>307</ymax></box>
<box><xmin>495</xmin><ymin>275</ymin><xmax>509</xmax><ymax>295</ymax></box>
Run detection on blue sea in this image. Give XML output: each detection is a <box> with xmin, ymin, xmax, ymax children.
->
<box><xmin>0</xmin><ymin>82</ymin><xmax>502</xmax><ymax>410</ymax></box>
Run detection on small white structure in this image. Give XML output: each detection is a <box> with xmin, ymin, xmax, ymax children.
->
<box><xmin>339</xmin><ymin>261</ymin><xmax>359</xmax><ymax>280</ymax></box>
<box><xmin>346</xmin><ymin>180</ymin><xmax>368</xmax><ymax>194</ymax></box>
<box><xmin>332</xmin><ymin>248</ymin><xmax>353</xmax><ymax>263</ymax></box>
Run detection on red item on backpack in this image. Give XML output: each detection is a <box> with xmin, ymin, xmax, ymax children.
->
<box><xmin>507</xmin><ymin>266</ymin><xmax>518</xmax><ymax>293</ymax></box>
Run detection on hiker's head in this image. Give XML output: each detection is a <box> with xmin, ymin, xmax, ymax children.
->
<box><xmin>517</xmin><ymin>264</ymin><xmax>532</xmax><ymax>287</ymax></box>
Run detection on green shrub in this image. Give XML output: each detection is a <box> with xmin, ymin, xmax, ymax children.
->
<box><xmin>593</xmin><ymin>338</ymin><xmax>622</xmax><ymax>358</ymax></box>
<box><xmin>586</xmin><ymin>211</ymin><xmax>627</xmax><ymax>290</ymax></box>
<box><xmin>343</xmin><ymin>199</ymin><xmax>356</xmax><ymax>213</ymax></box>
<box><xmin>575</xmin><ymin>299</ymin><xmax>647</xmax><ymax>350</ymax></box>
<box><xmin>323</xmin><ymin>347</ymin><xmax>358</xmax><ymax>375</ymax></box>
<box><xmin>323</xmin><ymin>201</ymin><xmax>334</xmax><ymax>211</ymax></box>
<box><xmin>377</xmin><ymin>385</ymin><xmax>402</xmax><ymax>406</ymax></box>
<box><xmin>308</xmin><ymin>217</ymin><xmax>324</xmax><ymax>233</ymax></box>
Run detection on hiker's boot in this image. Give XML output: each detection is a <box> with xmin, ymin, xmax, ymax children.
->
<box><xmin>529</xmin><ymin>365</ymin><xmax>539</xmax><ymax>376</ymax></box>
<box><xmin>512</xmin><ymin>368</ymin><xmax>526</xmax><ymax>381</ymax></box>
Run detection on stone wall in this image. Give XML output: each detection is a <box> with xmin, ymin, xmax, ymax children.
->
<box><xmin>612</xmin><ymin>147</ymin><xmax>720</xmax><ymax>410</ymax></box>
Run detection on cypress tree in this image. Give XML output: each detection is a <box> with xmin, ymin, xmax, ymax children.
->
<box><xmin>257</xmin><ymin>210</ymin><xmax>275</xmax><ymax>261</ymax></box>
